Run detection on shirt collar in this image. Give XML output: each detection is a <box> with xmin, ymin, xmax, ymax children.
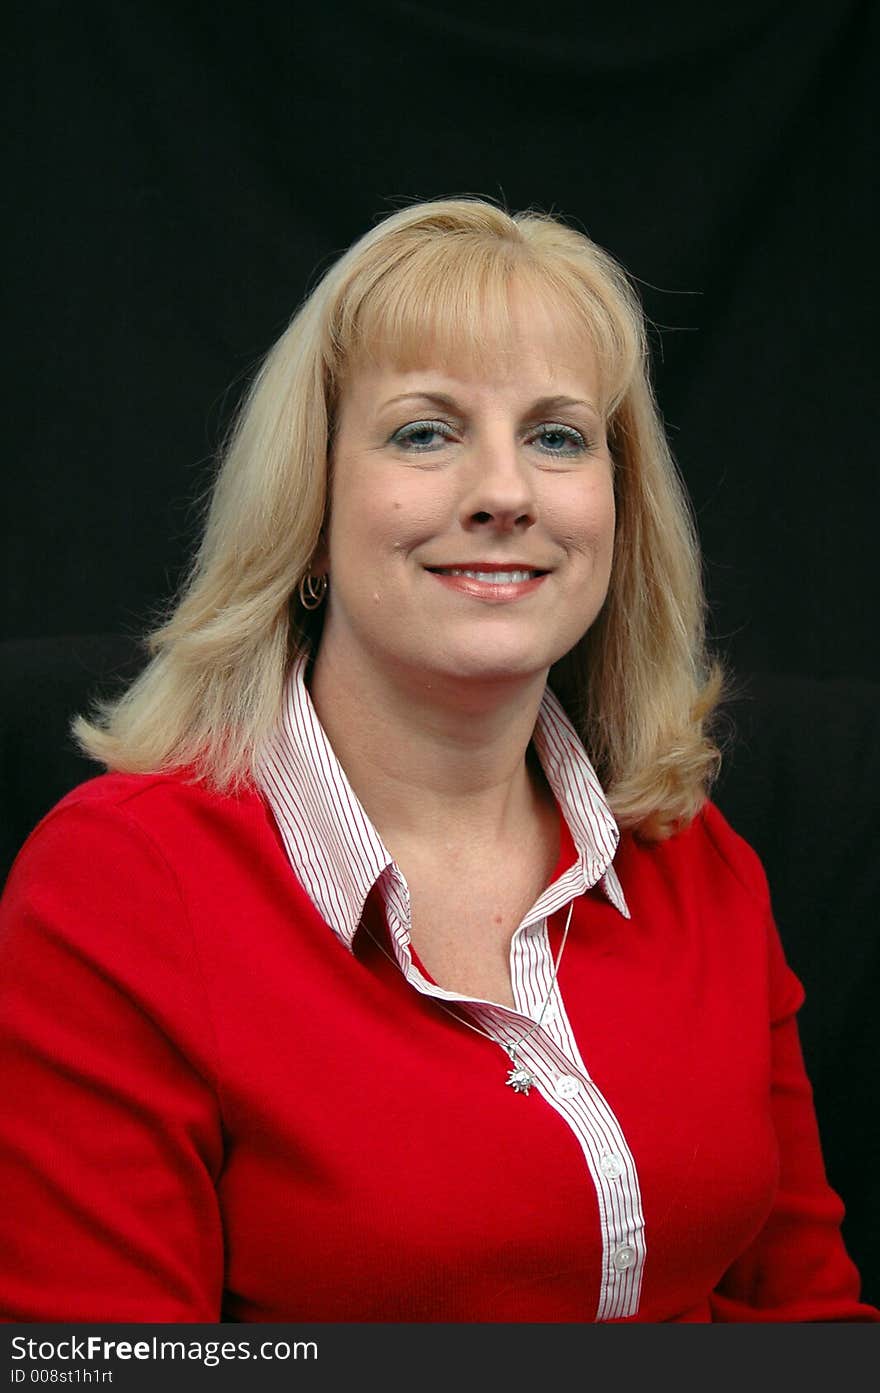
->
<box><xmin>256</xmin><ymin>648</ymin><xmax>630</xmax><ymax>950</ymax></box>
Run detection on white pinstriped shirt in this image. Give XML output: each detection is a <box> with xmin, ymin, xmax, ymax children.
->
<box><xmin>256</xmin><ymin>648</ymin><xmax>647</xmax><ymax>1320</ymax></box>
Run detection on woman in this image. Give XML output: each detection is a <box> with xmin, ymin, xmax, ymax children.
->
<box><xmin>0</xmin><ymin>197</ymin><xmax>876</xmax><ymax>1323</ymax></box>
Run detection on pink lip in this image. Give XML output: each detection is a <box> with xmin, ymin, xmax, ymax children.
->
<box><xmin>427</xmin><ymin>571</ymin><xmax>548</xmax><ymax>603</ymax></box>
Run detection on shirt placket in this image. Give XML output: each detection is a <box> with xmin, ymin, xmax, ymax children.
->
<box><xmin>382</xmin><ymin>872</ymin><xmax>646</xmax><ymax>1322</ymax></box>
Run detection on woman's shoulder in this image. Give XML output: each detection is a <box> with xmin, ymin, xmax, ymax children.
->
<box><xmin>4</xmin><ymin>767</ymin><xmax>271</xmax><ymax>898</ymax></box>
<box><xmin>618</xmin><ymin>797</ymin><xmax>772</xmax><ymax>912</ymax></box>
<box><xmin>615</xmin><ymin>799</ymin><xmax>800</xmax><ymax>1016</ymax></box>
<box><xmin>689</xmin><ymin>798</ymin><xmax>772</xmax><ymax>907</ymax></box>
<box><xmin>41</xmin><ymin>764</ymin><xmax>263</xmax><ymax>824</ymax></box>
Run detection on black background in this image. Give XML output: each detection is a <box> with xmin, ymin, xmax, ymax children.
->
<box><xmin>4</xmin><ymin>0</ymin><xmax>878</xmax><ymax>1315</ymax></box>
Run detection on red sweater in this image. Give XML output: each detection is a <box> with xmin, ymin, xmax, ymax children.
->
<box><xmin>0</xmin><ymin>770</ymin><xmax>876</xmax><ymax>1323</ymax></box>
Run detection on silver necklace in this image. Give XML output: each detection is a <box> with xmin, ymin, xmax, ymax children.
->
<box><xmin>360</xmin><ymin>899</ymin><xmax>575</xmax><ymax>1097</ymax></box>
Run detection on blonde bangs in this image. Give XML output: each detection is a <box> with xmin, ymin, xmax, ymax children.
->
<box><xmin>334</xmin><ymin>235</ymin><xmax>519</xmax><ymax>375</ymax></box>
<box><xmin>326</xmin><ymin>230</ymin><xmax>641</xmax><ymax>421</ymax></box>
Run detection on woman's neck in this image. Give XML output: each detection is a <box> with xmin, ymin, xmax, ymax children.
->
<box><xmin>307</xmin><ymin>641</ymin><xmax>552</xmax><ymax>855</ymax></box>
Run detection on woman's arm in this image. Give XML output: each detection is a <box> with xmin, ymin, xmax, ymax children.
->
<box><xmin>0</xmin><ymin>793</ymin><xmax>225</xmax><ymax>1322</ymax></box>
<box><xmin>709</xmin><ymin>904</ymin><xmax>877</xmax><ymax>1321</ymax></box>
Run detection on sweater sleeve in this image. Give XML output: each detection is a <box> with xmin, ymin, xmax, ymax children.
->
<box><xmin>704</xmin><ymin>811</ymin><xmax>878</xmax><ymax>1321</ymax></box>
<box><xmin>0</xmin><ymin>795</ymin><xmax>225</xmax><ymax>1322</ymax></box>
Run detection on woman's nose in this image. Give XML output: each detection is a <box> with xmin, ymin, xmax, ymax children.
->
<box><xmin>458</xmin><ymin>439</ymin><xmax>537</xmax><ymax>534</ymax></box>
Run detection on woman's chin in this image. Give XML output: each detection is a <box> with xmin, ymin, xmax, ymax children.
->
<box><xmin>409</xmin><ymin>646</ymin><xmax>555</xmax><ymax>692</ymax></box>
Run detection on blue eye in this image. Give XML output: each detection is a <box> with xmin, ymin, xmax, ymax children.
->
<box><xmin>391</xmin><ymin>420</ymin><xmax>452</xmax><ymax>451</ymax></box>
<box><xmin>534</xmin><ymin>424</ymin><xmax>589</xmax><ymax>454</ymax></box>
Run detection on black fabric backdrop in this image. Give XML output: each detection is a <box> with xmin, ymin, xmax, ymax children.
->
<box><xmin>4</xmin><ymin>0</ymin><xmax>878</xmax><ymax>1313</ymax></box>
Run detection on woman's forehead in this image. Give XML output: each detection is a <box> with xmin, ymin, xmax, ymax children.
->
<box><xmin>344</xmin><ymin>323</ymin><xmax>606</xmax><ymax>408</ymax></box>
<box><xmin>334</xmin><ymin>269</ymin><xmax>626</xmax><ymax>414</ymax></box>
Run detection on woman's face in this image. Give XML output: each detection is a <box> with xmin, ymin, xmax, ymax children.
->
<box><xmin>314</xmin><ymin>293</ymin><xmax>616</xmax><ymax>697</ymax></box>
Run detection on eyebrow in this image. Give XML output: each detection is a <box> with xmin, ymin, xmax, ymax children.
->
<box><xmin>379</xmin><ymin>391</ymin><xmax>600</xmax><ymax>418</ymax></box>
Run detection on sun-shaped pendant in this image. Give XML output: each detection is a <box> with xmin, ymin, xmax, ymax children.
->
<box><xmin>506</xmin><ymin>1065</ymin><xmax>536</xmax><ymax>1095</ymax></box>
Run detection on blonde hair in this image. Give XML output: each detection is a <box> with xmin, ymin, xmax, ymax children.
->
<box><xmin>73</xmin><ymin>196</ymin><xmax>726</xmax><ymax>839</ymax></box>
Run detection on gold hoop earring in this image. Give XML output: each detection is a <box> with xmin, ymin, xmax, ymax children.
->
<box><xmin>298</xmin><ymin>571</ymin><xmax>328</xmax><ymax>611</ymax></box>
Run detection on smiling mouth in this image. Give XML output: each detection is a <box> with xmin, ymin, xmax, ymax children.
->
<box><xmin>426</xmin><ymin>567</ymin><xmax>548</xmax><ymax>584</ymax></box>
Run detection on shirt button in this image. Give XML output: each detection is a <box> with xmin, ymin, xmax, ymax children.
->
<box><xmin>541</xmin><ymin>1002</ymin><xmax>558</xmax><ymax>1025</ymax></box>
<box><xmin>553</xmin><ymin>1074</ymin><xmax>581</xmax><ymax>1099</ymax></box>
<box><xmin>612</xmin><ymin>1243</ymin><xmax>637</xmax><ymax>1272</ymax></box>
<box><xmin>600</xmin><ymin>1154</ymin><xmax>624</xmax><ymax>1180</ymax></box>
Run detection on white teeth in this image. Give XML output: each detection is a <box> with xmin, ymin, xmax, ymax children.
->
<box><xmin>437</xmin><ymin>568</ymin><xmax>537</xmax><ymax>583</ymax></box>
